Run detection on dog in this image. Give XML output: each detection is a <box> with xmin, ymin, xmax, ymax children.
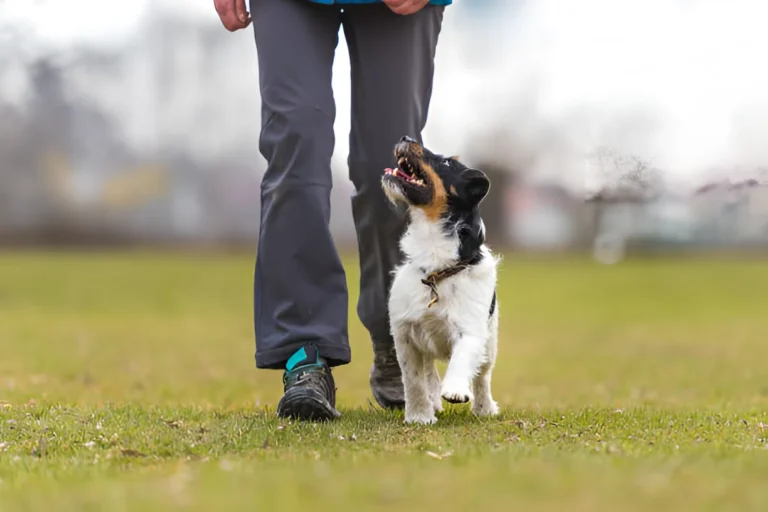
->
<box><xmin>381</xmin><ymin>135</ymin><xmax>500</xmax><ymax>425</ymax></box>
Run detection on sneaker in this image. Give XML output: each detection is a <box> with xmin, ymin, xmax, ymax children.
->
<box><xmin>369</xmin><ymin>343</ymin><xmax>405</xmax><ymax>410</ymax></box>
<box><xmin>276</xmin><ymin>345</ymin><xmax>341</xmax><ymax>421</ymax></box>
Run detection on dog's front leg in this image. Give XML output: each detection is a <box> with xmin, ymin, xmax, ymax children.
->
<box><xmin>394</xmin><ymin>328</ymin><xmax>436</xmax><ymax>425</ymax></box>
<box><xmin>441</xmin><ymin>332</ymin><xmax>486</xmax><ymax>404</ymax></box>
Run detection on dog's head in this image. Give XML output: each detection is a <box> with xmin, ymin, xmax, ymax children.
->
<box><xmin>381</xmin><ymin>136</ymin><xmax>491</xmax><ymax>221</ymax></box>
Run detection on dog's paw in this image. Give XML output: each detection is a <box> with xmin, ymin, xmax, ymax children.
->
<box><xmin>441</xmin><ymin>379</ymin><xmax>474</xmax><ymax>404</ymax></box>
<box><xmin>404</xmin><ymin>412</ymin><xmax>438</xmax><ymax>425</ymax></box>
<box><xmin>472</xmin><ymin>399</ymin><xmax>500</xmax><ymax>417</ymax></box>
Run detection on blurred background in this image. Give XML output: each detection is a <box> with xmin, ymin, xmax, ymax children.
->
<box><xmin>4</xmin><ymin>5</ymin><xmax>768</xmax><ymax>507</ymax></box>
<box><xmin>2</xmin><ymin>0</ymin><xmax>768</xmax><ymax>262</ymax></box>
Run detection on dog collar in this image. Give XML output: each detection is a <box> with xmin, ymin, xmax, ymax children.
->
<box><xmin>420</xmin><ymin>264</ymin><xmax>469</xmax><ymax>308</ymax></box>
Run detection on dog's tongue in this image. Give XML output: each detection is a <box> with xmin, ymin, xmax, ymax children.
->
<box><xmin>384</xmin><ymin>167</ymin><xmax>412</xmax><ymax>181</ymax></box>
<box><xmin>395</xmin><ymin>169</ymin><xmax>411</xmax><ymax>180</ymax></box>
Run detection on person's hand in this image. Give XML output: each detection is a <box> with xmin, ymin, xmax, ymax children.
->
<box><xmin>214</xmin><ymin>0</ymin><xmax>251</xmax><ymax>31</ymax></box>
<box><xmin>383</xmin><ymin>0</ymin><xmax>429</xmax><ymax>15</ymax></box>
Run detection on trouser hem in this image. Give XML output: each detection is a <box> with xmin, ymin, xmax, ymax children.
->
<box><xmin>256</xmin><ymin>342</ymin><xmax>352</xmax><ymax>370</ymax></box>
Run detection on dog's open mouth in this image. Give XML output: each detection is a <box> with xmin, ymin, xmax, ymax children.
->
<box><xmin>384</xmin><ymin>155</ymin><xmax>427</xmax><ymax>187</ymax></box>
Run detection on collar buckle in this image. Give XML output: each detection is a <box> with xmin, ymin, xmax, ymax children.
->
<box><xmin>420</xmin><ymin>263</ymin><xmax>468</xmax><ymax>308</ymax></box>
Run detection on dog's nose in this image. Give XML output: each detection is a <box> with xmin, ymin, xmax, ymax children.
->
<box><xmin>400</xmin><ymin>135</ymin><xmax>416</xmax><ymax>143</ymax></box>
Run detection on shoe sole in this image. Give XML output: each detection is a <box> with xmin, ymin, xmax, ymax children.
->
<box><xmin>277</xmin><ymin>388</ymin><xmax>341</xmax><ymax>422</ymax></box>
<box><xmin>370</xmin><ymin>384</ymin><xmax>405</xmax><ymax>411</ymax></box>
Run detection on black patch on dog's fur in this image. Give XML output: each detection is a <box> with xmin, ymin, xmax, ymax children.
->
<box><xmin>436</xmin><ymin>163</ymin><xmax>490</xmax><ymax>266</ymax></box>
<box><xmin>445</xmin><ymin>205</ymin><xmax>486</xmax><ymax>266</ymax></box>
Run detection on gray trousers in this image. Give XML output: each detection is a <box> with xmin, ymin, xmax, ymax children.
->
<box><xmin>251</xmin><ymin>0</ymin><xmax>444</xmax><ymax>369</ymax></box>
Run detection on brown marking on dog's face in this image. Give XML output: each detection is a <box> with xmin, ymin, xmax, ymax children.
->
<box><xmin>382</xmin><ymin>136</ymin><xmax>488</xmax><ymax>221</ymax></box>
<box><xmin>415</xmin><ymin>162</ymin><xmax>447</xmax><ymax>220</ymax></box>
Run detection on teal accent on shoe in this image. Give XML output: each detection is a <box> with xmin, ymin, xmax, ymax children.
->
<box><xmin>286</xmin><ymin>345</ymin><xmax>327</xmax><ymax>372</ymax></box>
<box><xmin>286</xmin><ymin>347</ymin><xmax>307</xmax><ymax>372</ymax></box>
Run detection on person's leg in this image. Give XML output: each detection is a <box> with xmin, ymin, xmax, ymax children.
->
<box><xmin>341</xmin><ymin>4</ymin><xmax>445</xmax><ymax>409</ymax></box>
<box><xmin>250</xmin><ymin>0</ymin><xmax>346</xmax><ymax>420</ymax></box>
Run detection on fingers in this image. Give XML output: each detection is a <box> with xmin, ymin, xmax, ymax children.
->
<box><xmin>386</xmin><ymin>0</ymin><xmax>429</xmax><ymax>15</ymax></box>
<box><xmin>235</xmin><ymin>0</ymin><xmax>251</xmax><ymax>26</ymax></box>
<box><xmin>383</xmin><ymin>0</ymin><xmax>409</xmax><ymax>8</ymax></box>
<box><xmin>214</xmin><ymin>0</ymin><xmax>251</xmax><ymax>32</ymax></box>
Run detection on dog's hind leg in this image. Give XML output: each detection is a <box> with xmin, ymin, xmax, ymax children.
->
<box><xmin>394</xmin><ymin>327</ymin><xmax>436</xmax><ymax>425</ymax></box>
<box><xmin>471</xmin><ymin>362</ymin><xmax>498</xmax><ymax>417</ymax></box>
<box><xmin>472</xmin><ymin>310</ymin><xmax>500</xmax><ymax>417</ymax></box>
<box><xmin>425</xmin><ymin>360</ymin><xmax>443</xmax><ymax>414</ymax></box>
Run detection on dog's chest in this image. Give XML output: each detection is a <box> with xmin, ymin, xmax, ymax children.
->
<box><xmin>390</xmin><ymin>266</ymin><xmax>457</xmax><ymax>317</ymax></box>
<box><xmin>388</xmin><ymin>264</ymin><xmax>466</xmax><ymax>359</ymax></box>
<box><xmin>410</xmin><ymin>317</ymin><xmax>455</xmax><ymax>360</ymax></box>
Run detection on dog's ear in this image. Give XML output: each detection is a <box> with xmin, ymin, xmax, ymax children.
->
<box><xmin>462</xmin><ymin>168</ymin><xmax>491</xmax><ymax>205</ymax></box>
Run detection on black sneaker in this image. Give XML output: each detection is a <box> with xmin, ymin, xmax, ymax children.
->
<box><xmin>276</xmin><ymin>345</ymin><xmax>341</xmax><ymax>421</ymax></box>
<box><xmin>369</xmin><ymin>343</ymin><xmax>405</xmax><ymax>410</ymax></box>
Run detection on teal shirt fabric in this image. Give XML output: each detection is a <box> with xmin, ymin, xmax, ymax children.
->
<box><xmin>309</xmin><ymin>0</ymin><xmax>452</xmax><ymax>4</ymax></box>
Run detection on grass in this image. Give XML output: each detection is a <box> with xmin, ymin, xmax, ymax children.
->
<box><xmin>1</xmin><ymin>250</ymin><xmax>768</xmax><ymax>511</ymax></box>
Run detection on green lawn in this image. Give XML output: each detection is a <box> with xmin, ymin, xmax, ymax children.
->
<box><xmin>1</xmin><ymin>250</ymin><xmax>768</xmax><ymax>511</ymax></box>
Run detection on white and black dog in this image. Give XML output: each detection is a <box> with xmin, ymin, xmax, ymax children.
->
<box><xmin>381</xmin><ymin>136</ymin><xmax>500</xmax><ymax>425</ymax></box>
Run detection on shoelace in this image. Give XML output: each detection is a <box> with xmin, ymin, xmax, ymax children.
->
<box><xmin>284</xmin><ymin>365</ymin><xmax>336</xmax><ymax>400</ymax></box>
